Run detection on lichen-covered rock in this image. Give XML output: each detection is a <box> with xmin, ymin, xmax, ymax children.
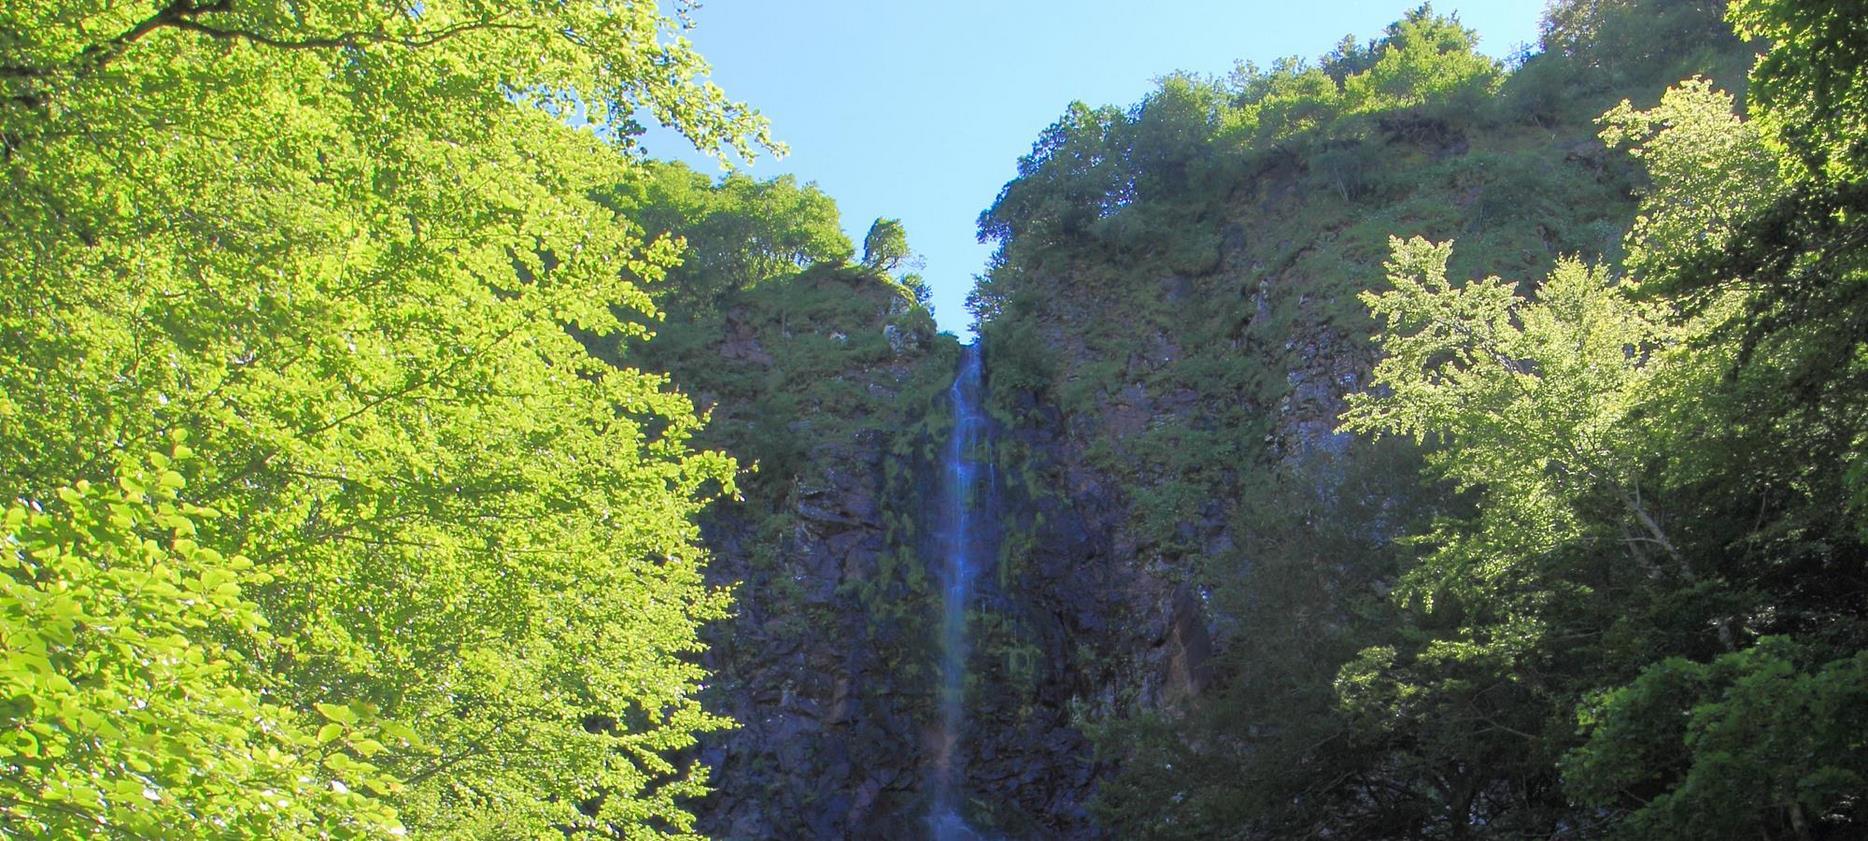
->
<box><xmin>884</xmin><ymin>322</ymin><xmax>922</xmax><ymax>356</ymax></box>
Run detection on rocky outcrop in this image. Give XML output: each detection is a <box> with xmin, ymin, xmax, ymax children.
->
<box><xmin>695</xmin><ymin>429</ymin><xmax>929</xmax><ymax>838</ymax></box>
<box><xmin>953</xmin><ymin>93</ymin><xmax>1649</xmax><ymax>837</ymax></box>
<box><xmin>919</xmin><ymin>359</ymin><xmax>1232</xmax><ymax>839</ymax></box>
<box><xmin>1157</xmin><ymin>586</ymin><xmax>1215</xmax><ymax>708</ymax></box>
<box><xmin>613</xmin><ymin>265</ymin><xmax>955</xmax><ymax>839</ymax></box>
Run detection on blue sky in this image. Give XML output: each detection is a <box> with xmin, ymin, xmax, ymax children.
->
<box><xmin>640</xmin><ymin>1</ymin><xmax>1547</xmax><ymax>336</ymax></box>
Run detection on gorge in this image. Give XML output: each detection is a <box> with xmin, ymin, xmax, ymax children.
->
<box><xmin>648</xmin><ymin>2</ymin><xmax>1868</xmax><ymax>838</ymax></box>
<box><xmin>4</xmin><ymin>0</ymin><xmax>1865</xmax><ymax>839</ymax></box>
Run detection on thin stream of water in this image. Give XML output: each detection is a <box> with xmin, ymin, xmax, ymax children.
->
<box><xmin>930</xmin><ymin>345</ymin><xmax>993</xmax><ymax>841</ymax></box>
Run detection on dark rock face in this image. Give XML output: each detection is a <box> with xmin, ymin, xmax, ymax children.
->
<box><xmin>690</xmin><ymin>321</ymin><xmax>1191</xmax><ymax>840</ymax></box>
<box><xmin>924</xmin><ymin>360</ymin><xmax>1231</xmax><ymax>840</ymax></box>
<box><xmin>662</xmin><ymin>161</ymin><xmax>1440</xmax><ymax>839</ymax></box>
<box><xmin>1158</xmin><ymin>585</ymin><xmax>1215</xmax><ymax>708</ymax></box>
<box><xmin>1278</xmin><ymin>326</ymin><xmax>1366</xmax><ymax>460</ymax></box>
<box><xmin>958</xmin><ymin>415</ymin><xmax>1113</xmax><ymax>838</ymax></box>
<box><xmin>718</xmin><ymin>311</ymin><xmax>775</xmax><ymax>367</ymax></box>
<box><xmin>636</xmin><ymin>270</ymin><xmax>952</xmax><ymax>840</ymax></box>
<box><xmin>673</xmin><ymin>273</ymin><xmax>1294</xmax><ymax>839</ymax></box>
<box><xmin>672</xmin><ymin>168</ymin><xmax>1396</xmax><ymax>840</ymax></box>
<box><xmin>940</xmin><ymin>69</ymin><xmax>1661</xmax><ymax>833</ymax></box>
<box><xmin>695</xmin><ymin>454</ymin><xmax>929</xmax><ymax>839</ymax></box>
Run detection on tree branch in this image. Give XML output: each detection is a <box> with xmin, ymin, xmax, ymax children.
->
<box><xmin>4</xmin><ymin>0</ymin><xmax>525</xmax><ymax>85</ymax></box>
<box><xmin>162</xmin><ymin>12</ymin><xmax>529</xmax><ymax>53</ymax></box>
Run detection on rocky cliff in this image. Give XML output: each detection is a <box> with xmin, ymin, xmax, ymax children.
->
<box><xmin>596</xmin><ymin>5</ymin><xmax>1757</xmax><ymax>837</ymax></box>
<box><xmin>602</xmin><ymin>264</ymin><xmax>960</xmax><ymax>838</ymax></box>
<box><xmin>953</xmin><ymin>3</ymin><xmax>1753</xmax><ymax>837</ymax></box>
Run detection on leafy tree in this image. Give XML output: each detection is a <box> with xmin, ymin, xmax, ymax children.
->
<box><xmin>608</xmin><ymin>162</ymin><xmax>854</xmax><ymax>312</ymax></box>
<box><xmin>862</xmin><ymin>217</ymin><xmax>913</xmax><ymax>274</ymax></box>
<box><xmin>1119</xmin><ymin>75</ymin><xmax>1227</xmax><ymax>203</ymax></box>
<box><xmin>1729</xmin><ymin>0</ymin><xmax>1868</xmax><ymax>183</ymax></box>
<box><xmin>1333</xmin><ymin>24</ymin><xmax>1868</xmax><ymax>838</ymax></box>
<box><xmin>978</xmin><ymin>101</ymin><xmax>1128</xmax><ymax>246</ymax></box>
<box><xmin>1320</xmin><ymin>34</ymin><xmax>1381</xmax><ymax>83</ymax></box>
<box><xmin>1632</xmin><ymin>2</ymin><xmax>1868</xmax><ymax>551</ymax></box>
<box><xmin>1565</xmin><ymin>638</ymin><xmax>1868</xmax><ymax>839</ymax></box>
<box><xmin>2</xmin><ymin>0</ymin><xmax>765</xmax><ymax>835</ymax></box>
<box><xmin>1342</xmin><ymin>5</ymin><xmax>1500</xmax><ymax>117</ymax></box>
<box><xmin>1551</xmin><ymin>31</ymin><xmax>1868</xmax><ymax>839</ymax></box>
<box><xmin>1341</xmin><ymin>238</ymin><xmax>1707</xmax><ymax>622</ymax></box>
<box><xmin>973</xmin><ymin>1</ymin><xmax>1864</xmax><ymax>838</ymax></box>
<box><xmin>1538</xmin><ymin>0</ymin><xmax>1739</xmax><ymax>89</ymax></box>
<box><xmin>1332</xmin><ymin>238</ymin><xmax>1730</xmax><ymax>837</ymax></box>
<box><xmin>1499</xmin><ymin>0</ymin><xmax>1744</xmax><ymax>128</ymax></box>
<box><xmin>1599</xmin><ymin>79</ymin><xmax>1783</xmax><ymax>285</ymax></box>
<box><xmin>0</xmin><ymin>447</ymin><xmax>402</xmax><ymax>838</ymax></box>
<box><xmin>899</xmin><ymin>272</ymin><xmax>934</xmax><ymax>307</ymax></box>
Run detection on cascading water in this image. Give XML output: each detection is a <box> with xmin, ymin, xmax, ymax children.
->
<box><xmin>929</xmin><ymin>344</ymin><xmax>994</xmax><ymax>841</ymax></box>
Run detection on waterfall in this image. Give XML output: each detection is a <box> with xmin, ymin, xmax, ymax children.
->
<box><xmin>930</xmin><ymin>344</ymin><xmax>993</xmax><ymax>841</ymax></box>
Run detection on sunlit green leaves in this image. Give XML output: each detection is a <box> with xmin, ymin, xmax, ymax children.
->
<box><xmin>0</xmin><ymin>451</ymin><xmax>403</xmax><ymax>838</ymax></box>
<box><xmin>1</xmin><ymin>0</ymin><xmax>760</xmax><ymax>836</ymax></box>
<box><xmin>1342</xmin><ymin>236</ymin><xmax>1683</xmax><ymax>608</ymax></box>
<box><xmin>1599</xmin><ymin>79</ymin><xmax>1782</xmax><ymax>286</ymax></box>
<box><xmin>1728</xmin><ymin>0</ymin><xmax>1868</xmax><ymax>183</ymax></box>
<box><xmin>1341</xmin><ymin>8</ymin><xmax>1500</xmax><ymax>114</ymax></box>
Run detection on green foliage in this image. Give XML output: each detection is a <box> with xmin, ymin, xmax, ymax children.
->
<box><xmin>973</xmin><ymin>2</ymin><xmax>1641</xmax><ymax>362</ymax></box>
<box><xmin>587</xmin><ymin>161</ymin><xmax>950</xmax><ymax>519</ymax></box>
<box><xmin>1321</xmin><ymin>238</ymin><xmax>1731</xmax><ymax>836</ymax></box>
<box><xmin>605</xmin><ymin>162</ymin><xmax>854</xmax><ymax>312</ymax></box>
<box><xmin>1529</xmin><ymin>0</ymin><xmax>1745</xmax><ymax>112</ymax></box>
<box><xmin>1599</xmin><ymin>79</ymin><xmax>1782</xmax><ymax>284</ymax></box>
<box><xmin>1340</xmin><ymin>6</ymin><xmax>1500</xmax><ymax>118</ymax></box>
<box><xmin>1566</xmin><ymin>638</ymin><xmax>1868</xmax><ymax>838</ymax></box>
<box><xmin>581</xmin><ymin>160</ymin><xmax>958</xmax><ymax>823</ymax></box>
<box><xmin>610</xmin><ymin>259</ymin><xmax>939</xmax><ymax>499</ymax></box>
<box><xmin>1601</xmin><ymin>18</ymin><xmax>1868</xmax><ymax>593</ymax></box>
<box><xmin>975</xmin><ymin>297</ymin><xmax>1056</xmax><ymax>414</ymax></box>
<box><xmin>1</xmin><ymin>1</ymin><xmax>766</xmax><ymax>835</ymax></box>
<box><xmin>1089</xmin><ymin>441</ymin><xmax>1439</xmax><ymax>839</ymax></box>
<box><xmin>975</xmin><ymin>2</ymin><xmax>1868</xmax><ymax>839</ymax></box>
<box><xmin>1729</xmin><ymin>0</ymin><xmax>1868</xmax><ymax>182</ymax></box>
<box><xmin>861</xmin><ymin>217</ymin><xmax>933</xmax><ymax>307</ymax></box>
<box><xmin>977</xmin><ymin>101</ymin><xmax>1131</xmax><ymax>247</ymax></box>
<box><xmin>1341</xmin><ymin>238</ymin><xmax>1695</xmax><ymax>611</ymax></box>
<box><xmin>978</xmin><ymin>17</ymin><xmax>1486</xmax><ymax>278</ymax></box>
<box><xmin>1616</xmin><ymin>3</ymin><xmax>1868</xmax><ymax>560</ymax></box>
<box><xmin>1</xmin><ymin>448</ymin><xmax>402</xmax><ymax>837</ymax></box>
<box><xmin>862</xmin><ymin>217</ymin><xmax>914</xmax><ymax>274</ymax></box>
<box><xmin>1320</xmin><ymin>14</ymin><xmax>1868</xmax><ymax>838</ymax></box>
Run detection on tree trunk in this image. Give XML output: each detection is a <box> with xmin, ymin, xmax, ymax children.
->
<box><xmin>1614</xmin><ymin>482</ymin><xmax>1738</xmax><ymax>652</ymax></box>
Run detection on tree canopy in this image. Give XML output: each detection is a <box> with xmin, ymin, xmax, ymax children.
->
<box><xmin>603</xmin><ymin>162</ymin><xmax>854</xmax><ymax>312</ymax></box>
<box><xmin>2</xmin><ymin>0</ymin><xmax>771</xmax><ymax>836</ymax></box>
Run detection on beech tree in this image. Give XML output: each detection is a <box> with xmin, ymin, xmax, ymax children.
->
<box><xmin>1340</xmin><ymin>238</ymin><xmax>1702</xmax><ymax>617</ymax></box>
<box><xmin>0</xmin><ymin>448</ymin><xmax>404</xmax><ymax>838</ymax></box>
<box><xmin>1339</xmin><ymin>37</ymin><xmax>1868</xmax><ymax>836</ymax></box>
<box><xmin>2</xmin><ymin>0</ymin><xmax>767</xmax><ymax>836</ymax></box>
